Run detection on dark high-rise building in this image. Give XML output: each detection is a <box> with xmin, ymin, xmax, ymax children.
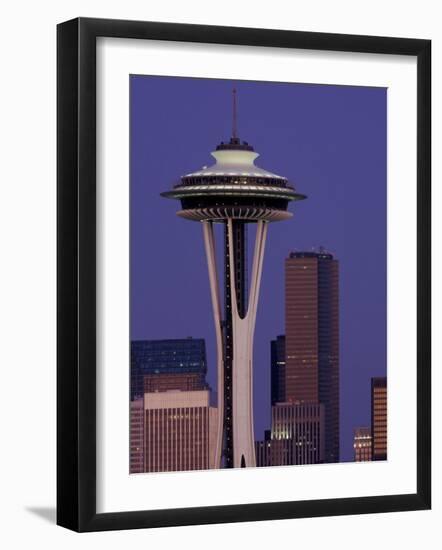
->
<box><xmin>285</xmin><ymin>250</ymin><xmax>339</xmax><ymax>463</ymax></box>
<box><xmin>353</xmin><ymin>426</ymin><xmax>372</xmax><ymax>462</ymax></box>
<box><xmin>130</xmin><ymin>338</ymin><xmax>207</xmax><ymax>400</ymax></box>
<box><xmin>371</xmin><ymin>377</ymin><xmax>387</xmax><ymax>460</ymax></box>
<box><xmin>271</xmin><ymin>335</ymin><xmax>286</xmax><ymax>406</ymax></box>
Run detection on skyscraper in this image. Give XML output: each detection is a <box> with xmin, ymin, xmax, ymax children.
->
<box><xmin>143</xmin><ymin>389</ymin><xmax>218</xmax><ymax>472</ymax></box>
<box><xmin>130</xmin><ymin>398</ymin><xmax>144</xmax><ymax>473</ymax></box>
<box><xmin>271</xmin><ymin>335</ymin><xmax>286</xmax><ymax>406</ymax></box>
<box><xmin>255</xmin><ymin>403</ymin><xmax>324</xmax><ymax>466</ymax></box>
<box><xmin>130</xmin><ymin>338</ymin><xmax>208</xmax><ymax>400</ymax></box>
<box><xmin>371</xmin><ymin>377</ymin><xmax>387</xmax><ymax>460</ymax></box>
<box><xmin>285</xmin><ymin>250</ymin><xmax>339</xmax><ymax>463</ymax></box>
<box><xmin>162</xmin><ymin>90</ymin><xmax>306</xmax><ymax>468</ymax></box>
<box><xmin>353</xmin><ymin>426</ymin><xmax>372</xmax><ymax>462</ymax></box>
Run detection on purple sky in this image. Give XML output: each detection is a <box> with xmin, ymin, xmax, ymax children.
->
<box><xmin>130</xmin><ymin>75</ymin><xmax>387</xmax><ymax>462</ymax></box>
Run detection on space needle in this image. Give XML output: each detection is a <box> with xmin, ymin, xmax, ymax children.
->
<box><xmin>161</xmin><ymin>90</ymin><xmax>306</xmax><ymax>468</ymax></box>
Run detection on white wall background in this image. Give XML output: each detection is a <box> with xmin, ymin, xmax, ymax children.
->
<box><xmin>0</xmin><ymin>0</ymin><xmax>439</xmax><ymax>548</ymax></box>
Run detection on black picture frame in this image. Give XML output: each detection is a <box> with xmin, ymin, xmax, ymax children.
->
<box><xmin>57</xmin><ymin>17</ymin><xmax>431</xmax><ymax>532</ymax></box>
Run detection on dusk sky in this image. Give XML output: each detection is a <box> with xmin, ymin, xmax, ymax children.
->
<box><xmin>130</xmin><ymin>75</ymin><xmax>387</xmax><ymax>462</ymax></box>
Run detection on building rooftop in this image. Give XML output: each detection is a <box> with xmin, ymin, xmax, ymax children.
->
<box><xmin>288</xmin><ymin>248</ymin><xmax>334</xmax><ymax>260</ymax></box>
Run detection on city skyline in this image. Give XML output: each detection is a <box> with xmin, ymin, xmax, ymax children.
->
<box><xmin>130</xmin><ymin>75</ymin><xmax>387</xmax><ymax>462</ymax></box>
<box><xmin>130</xmin><ymin>332</ymin><xmax>386</xmax><ymax>471</ymax></box>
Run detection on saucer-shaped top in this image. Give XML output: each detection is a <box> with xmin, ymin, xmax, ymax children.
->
<box><xmin>161</xmin><ymin>138</ymin><xmax>306</xmax><ymax>222</ymax></box>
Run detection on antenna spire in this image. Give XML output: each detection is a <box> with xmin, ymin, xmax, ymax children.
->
<box><xmin>232</xmin><ymin>88</ymin><xmax>237</xmax><ymax>139</ymax></box>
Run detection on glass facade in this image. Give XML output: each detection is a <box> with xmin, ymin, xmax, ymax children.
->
<box><xmin>130</xmin><ymin>338</ymin><xmax>207</xmax><ymax>400</ymax></box>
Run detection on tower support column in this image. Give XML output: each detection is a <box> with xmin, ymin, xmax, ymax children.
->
<box><xmin>227</xmin><ymin>218</ymin><xmax>268</xmax><ymax>468</ymax></box>
<box><xmin>202</xmin><ymin>221</ymin><xmax>224</xmax><ymax>468</ymax></box>
<box><xmin>202</xmin><ymin>219</ymin><xmax>268</xmax><ymax>469</ymax></box>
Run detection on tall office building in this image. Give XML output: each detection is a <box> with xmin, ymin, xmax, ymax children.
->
<box><xmin>285</xmin><ymin>250</ymin><xmax>339</xmax><ymax>463</ymax></box>
<box><xmin>371</xmin><ymin>377</ymin><xmax>387</xmax><ymax>460</ymax></box>
<box><xmin>143</xmin><ymin>390</ymin><xmax>218</xmax><ymax>472</ymax></box>
<box><xmin>130</xmin><ymin>398</ymin><xmax>144</xmax><ymax>473</ymax></box>
<box><xmin>130</xmin><ymin>338</ymin><xmax>208</xmax><ymax>400</ymax></box>
<box><xmin>353</xmin><ymin>426</ymin><xmax>372</xmax><ymax>462</ymax></box>
<box><xmin>255</xmin><ymin>402</ymin><xmax>324</xmax><ymax>466</ymax></box>
<box><xmin>271</xmin><ymin>335</ymin><xmax>286</xmax><ymax>406</ymax></box>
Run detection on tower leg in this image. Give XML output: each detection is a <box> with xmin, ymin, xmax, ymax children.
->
<box><xmin>203</xmin><ymin>219</ymin><xmax>268</xmax><ymax>469</ymax></box>
<box><xmin>227</xmin><ymin>218</ymin><xmax>268</xmax><ymax>468</ymax></box>
<box><xmin>202</xmin><ymin>221</ymin><xmax>224</xmax><ymax>469</ymax></box>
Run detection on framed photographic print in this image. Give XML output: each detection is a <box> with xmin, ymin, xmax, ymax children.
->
<box><xmin>57</xmin><ymin>17</ymin><xmax>431</xmax><ymax>532</ymax></box>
